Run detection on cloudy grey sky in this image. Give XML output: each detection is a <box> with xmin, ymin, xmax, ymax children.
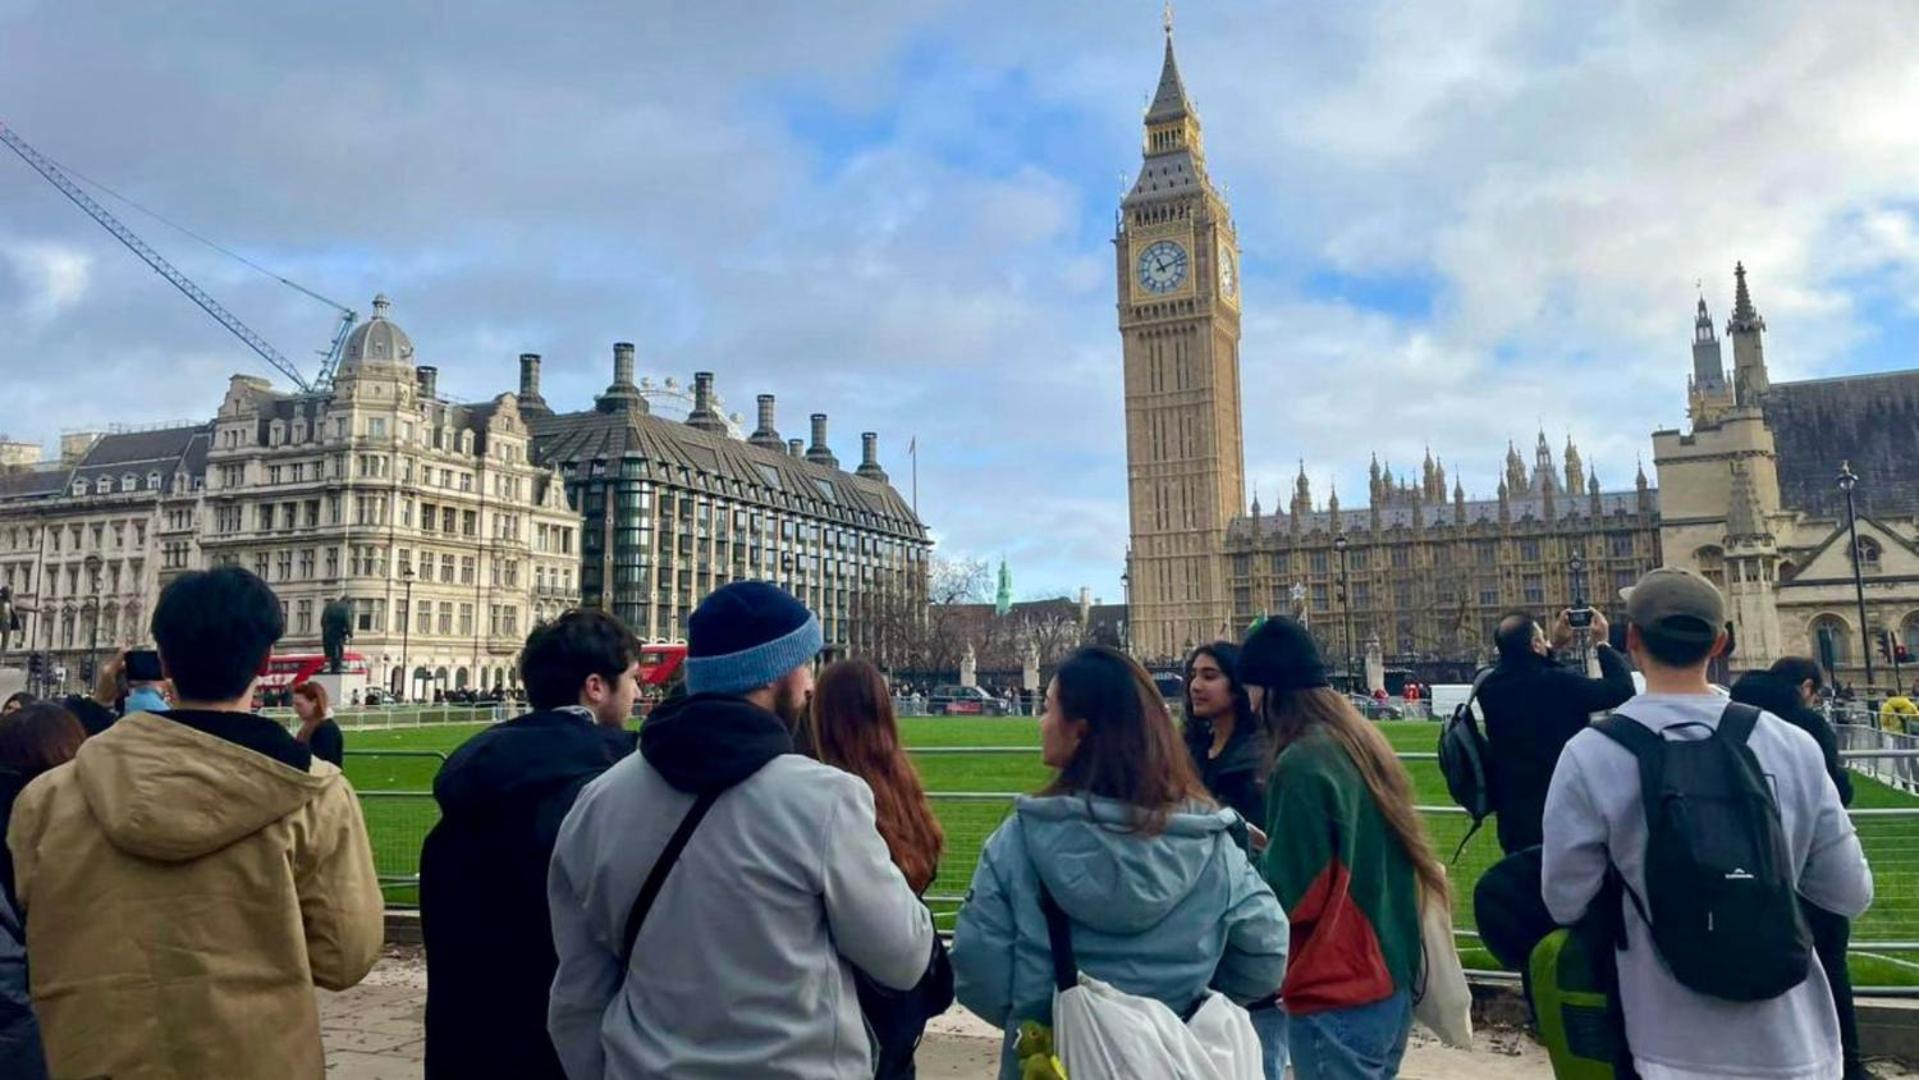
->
<box><xmin>5</xmin><ymin>1</ymin><xmax>1919</xmax><ymax>600</ymax></box>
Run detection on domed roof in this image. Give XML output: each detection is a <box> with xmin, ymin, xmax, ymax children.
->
<box><xmin>341</xmin><ymin>294</ymin><xmax>415</xmax><ymax>369</ymax></box>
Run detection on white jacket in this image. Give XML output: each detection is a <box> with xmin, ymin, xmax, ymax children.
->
<box><xmin>547</xmin><ymin>751</ymin><xmax>933</xmax><ymax>1078</ymax></box>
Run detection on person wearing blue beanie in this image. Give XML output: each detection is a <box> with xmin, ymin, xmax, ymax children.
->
<box><xmin>548</xmin><ymin>582</ymin><xmax>935</xmax><ymax>1077</ymax></box>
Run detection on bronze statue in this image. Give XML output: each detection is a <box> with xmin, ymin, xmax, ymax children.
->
<box><xmin>321</xmin><ymin>597</ymin><xmax>354</xmax><ymax>674</ymax></box>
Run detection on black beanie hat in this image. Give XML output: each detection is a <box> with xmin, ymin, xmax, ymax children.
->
<box><xmin>1236</xmin><ymin>615</ymin><xmax>1330</xmax><ymax>692</ymax></box>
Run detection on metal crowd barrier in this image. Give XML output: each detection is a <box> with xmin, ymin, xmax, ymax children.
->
<box><xmin>353</xmin><ymin>738</ymin><xmax>1919</xmax><ymax>994</ymax></box>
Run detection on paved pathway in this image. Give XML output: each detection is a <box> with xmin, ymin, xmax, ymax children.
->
<box><xmin>343</xmin><ymin>949</ymin><xmax>1900</xmax><ymax>1079</ymax></box>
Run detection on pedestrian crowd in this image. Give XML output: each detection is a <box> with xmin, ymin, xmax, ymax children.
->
<box><xmin>0</xmin><ymin>560</ymin><xmax>1880</xmax><ymax>1079</ymax></box>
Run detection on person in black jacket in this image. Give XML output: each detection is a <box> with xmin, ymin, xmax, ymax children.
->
<box><xmin>1180</xmin><ymin>641</ymin><xmax>1267</xmax><ymax>842</ymax></box>
<box><xmin>419</xmin><ymin>609</ymin><xmax>642</xmax><ymax>1080</ymax></box>
<box><xmin>291</xmin><ymin>681</ymin><xmax>345</xmax><ymax>768</ymax></box>
<box><xmin>1732</xmin><ymin>658</ymin><xmax>1873</xmax><ymax>1080</ymax></box>
<box><xmin>1480</xmin><ymin>609</ymin><xmax>1636</xmax><ymax>854</ymax></box>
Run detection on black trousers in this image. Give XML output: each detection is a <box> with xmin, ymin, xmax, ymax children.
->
<box><xmin>1805</xmin><ymin>900</ymin><xmax>1863</xmax><ymax>1075</ymax></box>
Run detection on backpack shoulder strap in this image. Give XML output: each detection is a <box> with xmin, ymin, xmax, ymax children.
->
<box><xmin>1594</xmin><ymin>712</ymin><xmax>1664</xmax><ymax>760</ymax></box>
<box><xmin>619</xmin><ymin>788</ymin><xmax>722</xmax><ymax>973</ymax></box>
<box><xmin>1717</xmin><ymin>701</ymin><xmax>1764</xmax><ymax>746</ymax></box>
<box><xmin>1037</xmin><ymin>884</ymin><xmax>1078</xmax><ymax>993</ymax></box>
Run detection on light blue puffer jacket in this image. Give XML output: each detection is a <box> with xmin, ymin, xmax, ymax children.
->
<box><xmin>952</xmin><ymin>794</ymin><xmax>1288</xmax><ymax>1080</ymax></box>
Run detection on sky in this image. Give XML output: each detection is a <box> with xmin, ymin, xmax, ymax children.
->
<box><xmin>5</xmin><ymin>1</ymin><xmax>1919</xmax><ymax>602</ymax></box>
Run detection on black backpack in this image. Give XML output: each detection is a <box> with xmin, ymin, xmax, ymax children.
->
<box><xmin>1596</xmin><ymin>703</ymin><xmax>1812</xmax><ymax>1002</ymax></box>
<box><xmin>1436</xmin><ymin>667</ymin><xmax>1495</xmax><ymax>861</ymax></box>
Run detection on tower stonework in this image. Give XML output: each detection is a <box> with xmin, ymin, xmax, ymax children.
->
<box><xmin>1119</xmin><ymin>19</ymin><xmax>1244</xmax><ymax>660</ymax></box>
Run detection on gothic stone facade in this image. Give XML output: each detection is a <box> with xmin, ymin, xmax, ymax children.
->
<box><xmin>1226</xmin><ymin>443</ymin><xmax>1661</xmax><ymax>672</ymax></box>
<box><xmin>1655</xmin><ymin>265</ymin><xmax>1919</xmax><ymax>686</ymax></box>
<box><xmin>1119</xmin><ymin>26</ymin><xmax>1245</xmax><ymax>661</ymax></box>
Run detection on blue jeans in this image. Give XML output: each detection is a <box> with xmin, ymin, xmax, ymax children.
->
<box><xmin>1287</xmin><ymin>990</ymin><xmax>1412</xmax><ymax>1080</ymax></box>
<box><xmin>1250</xmin><ymin>1002</ymin><xmax>1289</xmax><ymax>1080</ymax></box>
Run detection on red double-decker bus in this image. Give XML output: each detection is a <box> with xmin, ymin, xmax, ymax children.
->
<box><xmin>259</xmin><ymin>651</ymin><xmax>370</xmax><ymax>693</ymax></box>
<box><xmin>638</xmin><ymin>643</ymin><xmax>687</xmax><ymax>687</ymax></box>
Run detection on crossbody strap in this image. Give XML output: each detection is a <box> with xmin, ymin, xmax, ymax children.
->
<box><xmin>1037</xmin><ymin>884</ymin><xmax>1077</xmax><ymax>993</ymax></box>
<box><xmin>618</xmin><ymin>788</ymin><xmax>722</xmax><ymax>974</ymax></box>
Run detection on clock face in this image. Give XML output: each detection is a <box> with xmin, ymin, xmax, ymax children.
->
<box><xmin>1219</xmin><ymin>242</ymin><xmax>1237</xmax><ymax>298</ymax></box>
<box><xmin>1136</xmin><ymin>240</ymin><xmax>1188</xmax><ymax>294</ymax></box>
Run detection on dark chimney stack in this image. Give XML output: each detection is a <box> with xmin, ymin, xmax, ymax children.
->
<box><xmin>595</xmin><ymin>342</ymin><xmax>647</xmax><ymax>414</ymax></box>
<box><xmin>686</xmin><ymin>371</ymin><xmax>727</xmax><ymax>434</ymax></box>
<box><xmin>855</xmin><ymin>432</ymin><xmax>888</xmax><ymax>482</ymax></box>
<box><xmin>805</xmin><ymin>413</ymin><xmax>839</xmax><ymax>468</ymax></box>
<box><xmin>748</xmin><ymin>393</ymin><xmax>784</xmax><ymax>450</ymax></box>
<box><xmin>517</xmin><ymin>353</ymin><xmax>550</xmax><ymax>414</ymax></box>
<box><xmin>416</xmin><ymin>365</ymin><xmax>439</xmax><ymax>399</ymax></box>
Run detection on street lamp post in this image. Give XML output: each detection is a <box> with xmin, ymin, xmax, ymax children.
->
<box><xmin>1568</xmin><ymin>553</ymin><xmax>1590</xmax><ymax>671</ymax></box>
<box><xmin>401</xmin><ymin>566</ymin><xmax>416</xmax><ymax>703</ymax></box>
<box><xmin>1334</xmin><ymin>534</ymin><xmax>1353</xmax><ymax>690</ymax></box>
<box><xmin>1838</xmin><ymin>462</ymin><xmax>1875</xmax><ymax>696</ymax></box>
<box><xmin>83</xmin><ymin>554</ymin><xmax>102</xmax><ymax>688</ymax></box>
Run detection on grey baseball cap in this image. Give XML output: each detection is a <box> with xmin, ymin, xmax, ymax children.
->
<box><xmin>1624</xmin><ymin>567</ymin><xmax>1726</xmax><ymax>644</ymax></box>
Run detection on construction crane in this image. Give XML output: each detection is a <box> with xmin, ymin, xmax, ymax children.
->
<box><xmin>0</xmin><ymin>120</ymin><xmax>355</xmax><ymax>393</ymax></box>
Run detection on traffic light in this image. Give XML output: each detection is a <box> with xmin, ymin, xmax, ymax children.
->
<box><xmin>1879</xmin><ymin>631</ymin><xmax>1895</xmax><ymax>664</ymax></box>
<box><xmin>25</xmin><ymin>653</ymin><xmax>41</xmax><ymax>680</ymax></box>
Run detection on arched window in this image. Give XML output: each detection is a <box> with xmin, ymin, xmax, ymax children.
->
<box><xmin>1854</xmin><ymin>536</ymin><xmax>1883</xmax><ymax>572</ymax></box>
<box><xmin>1693</xmin><ymin>546</ymin><xmax>1726</xmax><ymax>591</ymax></box>
<box><xmin>1778</xmin><ymin>559</ymin><xmax>1798</xmax><ymax>583</ymax></box>
<box><xmin>1903</xmin><ymin>612</ymin><xmax>1919</xmax><ymax>659</ymax></box>
<box><xmin>1810</xmin><ymin>614</ymin><xmax>1852</xmax><ymax>669</ymax></box>
<box><xmin>455</xmin><ymin>667</ymin><xmax>470</xmax><ymax>690</ymax></box>
<box><xmin>146</xmin><ymin>471</ymin><xmax>162</xmax><ymax>490</ymax></box>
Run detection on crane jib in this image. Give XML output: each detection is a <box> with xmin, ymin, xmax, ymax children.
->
<box><xmin>0</xmin><ymin>120</ymin><xmax>344</xmax><ymax>394</ymax></box>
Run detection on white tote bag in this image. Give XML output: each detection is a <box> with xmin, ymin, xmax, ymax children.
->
<box><xmin>1053</xmin><ymin>975</ymin><xmax>1262</xmax><ymax>1080</ymax></box>
<box><xmin>1041</xmin><ymin>886</ymin><xmax>1262</xmax><ymax>1080</ymax></box>
<box><xmin>1412</xmin><ymin>879</ymin><xmax>1474</xmax><ymax>1048</ymax></box>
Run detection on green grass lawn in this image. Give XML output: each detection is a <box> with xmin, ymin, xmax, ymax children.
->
<box><xmin>345</xmin><ymin>716</ymin><xmax>1919</xmax><ymax>987</ymax></box>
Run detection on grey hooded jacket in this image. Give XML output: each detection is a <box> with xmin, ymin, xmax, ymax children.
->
<box><xmin>546</xmin><ymin>694</ymin><xmax>933</xmax><ymax>1079</ymax></box>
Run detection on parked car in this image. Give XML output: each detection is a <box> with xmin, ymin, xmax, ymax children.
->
<box><xmin>1348</xmin><ymin>693</ymin><xmax>1404</xmax><ymax>721</ymax></box>
<box><xmin>929</xmin><ymin>685</ymin><xmax>1011</xmax><ymax>717</ymax></box>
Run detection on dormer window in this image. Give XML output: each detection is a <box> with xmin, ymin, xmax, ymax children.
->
<box><xmin>71</xmin><ymin>479</ymin><xmax>86</xmax><ymax>497</ymax></box>
<box><xmin>147</xmin><ymin>471</ymin><xmax>162</xmax><ymax>490</ymax></box>
<box><xmin>95</xmin><ymin>478</ymin><xmax>111</xmax><ymax>495</ymax></box>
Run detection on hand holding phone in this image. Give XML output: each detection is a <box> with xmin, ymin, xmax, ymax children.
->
<box><xmin>125</xmin><ymin>649</ymin><xmax>164</xmax><ymax>683</ymax></box>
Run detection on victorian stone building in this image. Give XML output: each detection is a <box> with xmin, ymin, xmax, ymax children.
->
<box><xmin>196</xmin><ymin>295</ymin><xmax>582</xmax><ymax>699</ymax></box>
<box><xmin>0</xmin><ymin>425</ymin><xmax>208</xmax><ymax>685</ymax></box>
<box><xmin>1654</xmin><ymin>265</ymin><xmax>1919</xmax><ymax>687</ymax></box>
<box><xmin>522</xmin><ymin>344</ymin><xmax>930</xmax><ymax>656</ymax></box>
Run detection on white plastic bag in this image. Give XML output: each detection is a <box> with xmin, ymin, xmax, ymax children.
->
<box><xmin>1413</xmin><ymin>881</ymin><xmax>1474</xmax><ymax>1048</ymax></box>
<box><xmin>1052</xmin><ymin>973</ymin><xmax>1262</xmax><ymax>1080</ymax></box>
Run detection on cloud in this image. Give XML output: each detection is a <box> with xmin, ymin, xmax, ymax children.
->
<box><xmin>3</xmin><ymin>1</ymin><xmax>1917</xmax><ymax>598</ymax></box>
<box><xmin>2</xmin><ymin>241</ymin><xmax>92</xmax><ymax>322</ymax></box>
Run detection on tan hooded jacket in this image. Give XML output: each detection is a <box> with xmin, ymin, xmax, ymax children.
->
<box><xmin>6</xmin><ymin>712</ymin><xmax>383</xmax><ymax>1079</ymax></box>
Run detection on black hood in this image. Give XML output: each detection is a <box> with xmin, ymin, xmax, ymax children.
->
<box><xmin>1730</xmin><ymin>671</ymin><xmax>1808</xmax><ymax>720</ymax></box>
<box><xmin>640</xmin><ymin>693</ymin><xmax>794</xmax><ymax>795</ymax></box>
<box><xmin>1186</xmin><ymin>718</ymin><xmax>1267</xmax><ymax>778</ymax></box>
<box><xmin>434</xmin><ymin>710</ymin><xmax>636</xmax><ymax>816</ymax></box>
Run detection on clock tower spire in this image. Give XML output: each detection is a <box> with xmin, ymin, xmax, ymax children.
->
<box><xmin>1118</xmin><ymin>12</ymin><xmax>1244</xmax><ymax>660</ymax></box>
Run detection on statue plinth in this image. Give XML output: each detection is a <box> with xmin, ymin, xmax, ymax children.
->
<box><xmin>309</xmin><ymin>670</ymin><xmax>370</xmax><ymax>709</ymax></box>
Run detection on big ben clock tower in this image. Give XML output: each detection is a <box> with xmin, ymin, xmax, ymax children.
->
<box><xmin>1120</xmin><ymin>12</ymin><xmax>1245</xmax><ymax>660</ymax></box>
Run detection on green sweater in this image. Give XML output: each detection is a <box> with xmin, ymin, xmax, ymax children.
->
<box><xmin>1259</xmin><ymin>728</ymin><xmax>1422</xmax><ymax>1014</ymax></box>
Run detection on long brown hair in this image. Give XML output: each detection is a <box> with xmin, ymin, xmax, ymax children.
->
<box><xmin>292</xmin><ymin>680</ymin><xmax>330</xmax><ymax>714</ymax></box>
<box><xmin>808</xmin><ymin>659</ymin><xmax>944</xmax><ymax>894</ymax></box>
<box><xmin>1261</xmin><ymin>686</ymin><xmax>1449</xmax><ymax>903</ymax></box>
<box><xmin>0</xmin><ymin>702</ymin><xmax>86</xmax><ymax>777</ymax></box>
<box><xmin>1042</xmin><ymin>646</ymin><xmax>1212</xmax><ymax>835</ymax></box>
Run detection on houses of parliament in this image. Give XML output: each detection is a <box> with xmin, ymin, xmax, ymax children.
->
<box><xmin>1118</xmin><ymin>21</ymin><xmax>1661</xmax><ymax>668</ymax></box>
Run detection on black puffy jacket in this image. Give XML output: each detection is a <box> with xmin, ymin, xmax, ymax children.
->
<box><xmin>1730</xmin><ymin>671</ymin><xmax>1853</xmax><ymax>806</ymax></box>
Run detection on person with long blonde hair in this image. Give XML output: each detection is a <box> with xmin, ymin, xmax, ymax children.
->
<box><xmin>1237</xmin><ymin>616</ymin><xmax>1445</xmax><ymax>1080</ymax></box>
